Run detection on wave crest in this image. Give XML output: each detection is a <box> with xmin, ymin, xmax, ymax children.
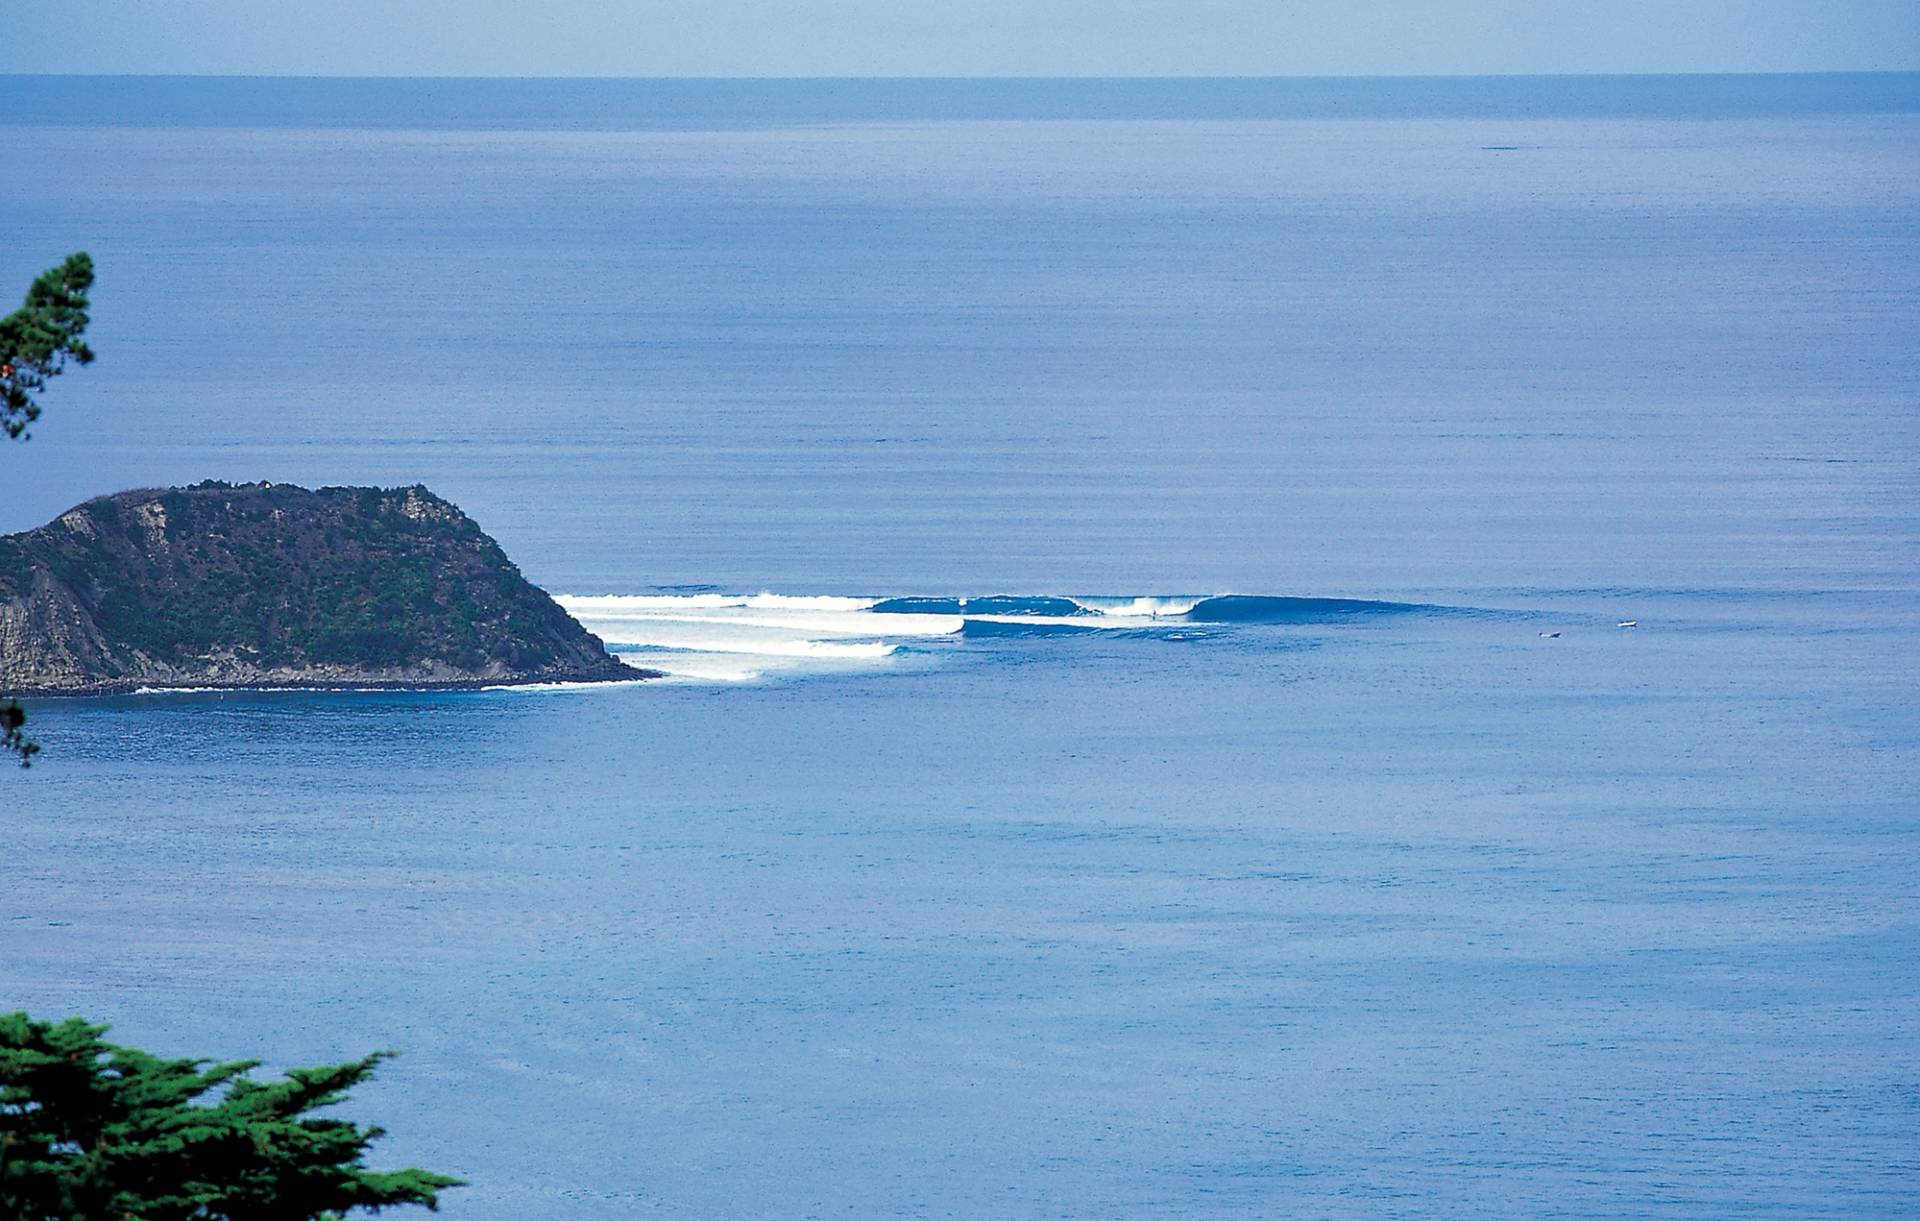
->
<box><xmin>551</xmin><ymin>590</ymin><xmax>1437</xmax><ymax>684</ymax></box>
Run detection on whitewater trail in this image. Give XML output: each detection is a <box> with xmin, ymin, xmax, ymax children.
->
<box><xmin>551</xmin><ymin>592</ymin><xmax>1430</xmax><ymax>684</ymax></box>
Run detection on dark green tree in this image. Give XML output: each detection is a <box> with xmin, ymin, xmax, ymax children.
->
<box><xmin>0</xmin><ymin>1012</ymin><xmax>463</xmax><ymax>1220</ymax></box>
<box><xmin>1</xmin><ymin>252</ymin><xmax>94</xmax><ymax>441</ymax></box>
<box><xmin>0</xmin><ymin>702</ymin><xmax>34</xmax><ymax>768</ymax></box>
<box><xmin>4</xmin><ymin>252</ymin><xmax>96</xmax><ymax>764</ymax></box>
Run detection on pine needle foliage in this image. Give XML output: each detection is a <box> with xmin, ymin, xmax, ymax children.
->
<box><xmin>3</xmin><ymin>253</ymin><xmax>97</xmax><ymax>763</ymax></box>
<box><xmin>0</xmin><ymin>1013</ymin><xmax>463</xmax><ymax>1220</ymax></box>
<box><xmin>0</xmin><ymin>700</ymin><xmax>34</xmax><ymax>768</ymax></box>
<box><xmin>0</xmin><ymin>253</ymin><xmax>94</xmax><ymax>441</ymax></box>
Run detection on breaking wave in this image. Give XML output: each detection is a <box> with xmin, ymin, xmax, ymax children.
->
<box><xmin>871</xmin><ymin>595</ymin><xmax>1092</xmax><ymax>617</ymax></box>
<box><xmin>552</xmin><ymin>592</ymin><xmax>1432</xmax><ymax>684</ymax></box>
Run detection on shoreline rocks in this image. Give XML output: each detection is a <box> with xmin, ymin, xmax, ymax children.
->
<box><xmin>0</xmin><ymin>481</ymin><xmax>658</xmax><ymax>695</ymax></box>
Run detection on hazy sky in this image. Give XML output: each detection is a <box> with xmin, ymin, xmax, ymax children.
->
<box><xmin>5</xmin><ymin>0</ymin><xmax>1917</xmax><ymax>77</ymax></box>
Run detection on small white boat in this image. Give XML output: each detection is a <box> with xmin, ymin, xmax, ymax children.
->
<box><xmin>1539</xmin><ymin>631</ymin><xmax>1560</xmax><ymax>638</ymax></box>
<box><xmin>1617</xmin><ymin>620</ymin><xmax>1638</xmax><ymax>629</ymax></box>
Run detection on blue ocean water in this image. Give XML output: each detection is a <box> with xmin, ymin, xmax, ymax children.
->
<box><xmin>3</xmin><ymin>76</ymin><xmax>1919</xmax><ymax>1215</ymax></box>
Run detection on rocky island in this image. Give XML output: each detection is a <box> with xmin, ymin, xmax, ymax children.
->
<box><xmin>0</xmin><ymin>481</ymin><xmax>650</xmax><ymax>694</ymax></box>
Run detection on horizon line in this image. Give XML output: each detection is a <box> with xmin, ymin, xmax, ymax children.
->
<box><xmin>4</xmin><ymin>69</ymin><xmax>1918</xmax><ymax>83</ymax></box>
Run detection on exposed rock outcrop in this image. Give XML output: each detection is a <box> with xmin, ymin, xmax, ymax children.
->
<box><xmin>0</xmin><ymin>482</ymin><xmax>651</xmax><ymax>694</ymax></box>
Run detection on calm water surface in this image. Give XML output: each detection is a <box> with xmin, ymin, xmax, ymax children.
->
<box><xmin>3</xmin><ymin>76</ymin><xmax>1918</xmax><ymax>1216</ymax></box>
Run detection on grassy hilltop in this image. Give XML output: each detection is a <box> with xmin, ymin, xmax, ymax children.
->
<box><xmin>0</xmin><ymin>481</ymin><xmax>644</xmax><ymax>694</ymax></box>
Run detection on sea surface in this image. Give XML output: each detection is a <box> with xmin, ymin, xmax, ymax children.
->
<box><xmin>3</xmin><ymin>75</ymin><xmax>1918</xmax><ymax>1216</ymax></box>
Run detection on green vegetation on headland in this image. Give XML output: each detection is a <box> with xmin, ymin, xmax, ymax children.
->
<box><xmin>0</xmin><ymin>481</ymin><xmax>646</xmax><ymax>695</ymax></box>
<box><xmin>3</xmin><ymin>258</ymin><xmax>502</xmax><ymax>1210</ymax></box>
<box><xmin>1</xmin><ymin>1012</ymin><xmax>461</xmax><ymax>1219</ymax></box>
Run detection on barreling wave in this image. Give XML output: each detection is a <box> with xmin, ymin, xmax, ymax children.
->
<box><xmin>1075</xmin><ymin>596</ymin><xmax>1205</xmax><ymax>618</ymax></box>
<box><xmin>551</xmin><ymin>591</ymin><xmax>1437</xmax><ymax>684</ymax></box>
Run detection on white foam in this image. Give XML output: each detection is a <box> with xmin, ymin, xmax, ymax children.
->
<box><xmin>546</xmin><ymin>590</ymin><xmax>1207</xmax><ymax>686</ymax></box>
<box><xmin>742</xmin><ymin>593</ymin><xmax>877</xmax><ymax>612</ymax></box>
<box><xmin>623</xmin><ymin>639</ymin><xmax>896</xmax><ymax>659</ymax></box>
<box><xmin>557</xmin><ymin>593</ymin><xmax>875</xmax><ymax>614</ymax></box>
<box><xmin>480</xmin><ymin>675</ymin><xmax>661</xmax><ymax>693</ymax></box>
<box><xmin>639</xmin><ymin>656</ymin><xmax>770</xmax><ymax>684</ymax></box>
<box><xmin>546</xmin><ymin>593</ymin><xmax>925</xmax><ymax>685</ymax></box>
<box><xmin>1073</xmin><ymin>596</ymin><xmax>1203</xmax><ymax>618</ymax></box>
<box><xmin>583</xmin><ymin>608</ymin><xmax>956</xmax><ymax>639</ymax></box>
<box><xmin>554</xmin><ymin>595</ymin><xmax>959</xmax><ymax>643</ymax></box>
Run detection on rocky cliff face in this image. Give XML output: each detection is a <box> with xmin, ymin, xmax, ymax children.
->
<box><xmin>0</xmin><ymin>482</ymin><xmax>649</xmax><ymax>694</ymax></box>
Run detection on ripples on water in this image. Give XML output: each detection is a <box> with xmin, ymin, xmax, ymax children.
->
<box><xmin>3</xmin><ymin>75</ymin><xmax>1917</xmax><ymax>1216</ymax></box>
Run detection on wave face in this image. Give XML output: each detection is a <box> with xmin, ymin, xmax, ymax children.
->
<box><xmin>957</xmin><ymin>619</ymin><xmax>1103</xmax><ymax>639</ymax></box>
<box><xmin>552</xmin><ymin>592</ymin><xmax>1429</xmax><ymax>683</ymax></box>
<box><xmin>1185</xmin><ymin>595</ymin><xmax>1424</xmax><ymax>623</ymax></box>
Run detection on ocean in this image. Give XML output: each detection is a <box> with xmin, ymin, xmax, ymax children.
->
<box><xmin>3</xmin><ymin>74</ymin><xmax>1917</xmax><ymax>1215</ymax></box>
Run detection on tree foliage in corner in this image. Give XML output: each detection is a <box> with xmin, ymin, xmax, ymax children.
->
<box><xmin>1</xmin><ymin>252</ymin><xmax>94</xmax><ymax>441</ymax></box>
<box><xmin>0</xmin><ymin>703</ymin><xmax>34</xmax><ymax>768</ymax></box>
<box><xmin>3</xmin><ymin>252</ymin><xmax>95</xmax><ymax>765</ymax></box>
<box><xmin>0</xmin><ymin>1012</ymin><xmax>463</xmax><ymax>1220</ymax></box>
